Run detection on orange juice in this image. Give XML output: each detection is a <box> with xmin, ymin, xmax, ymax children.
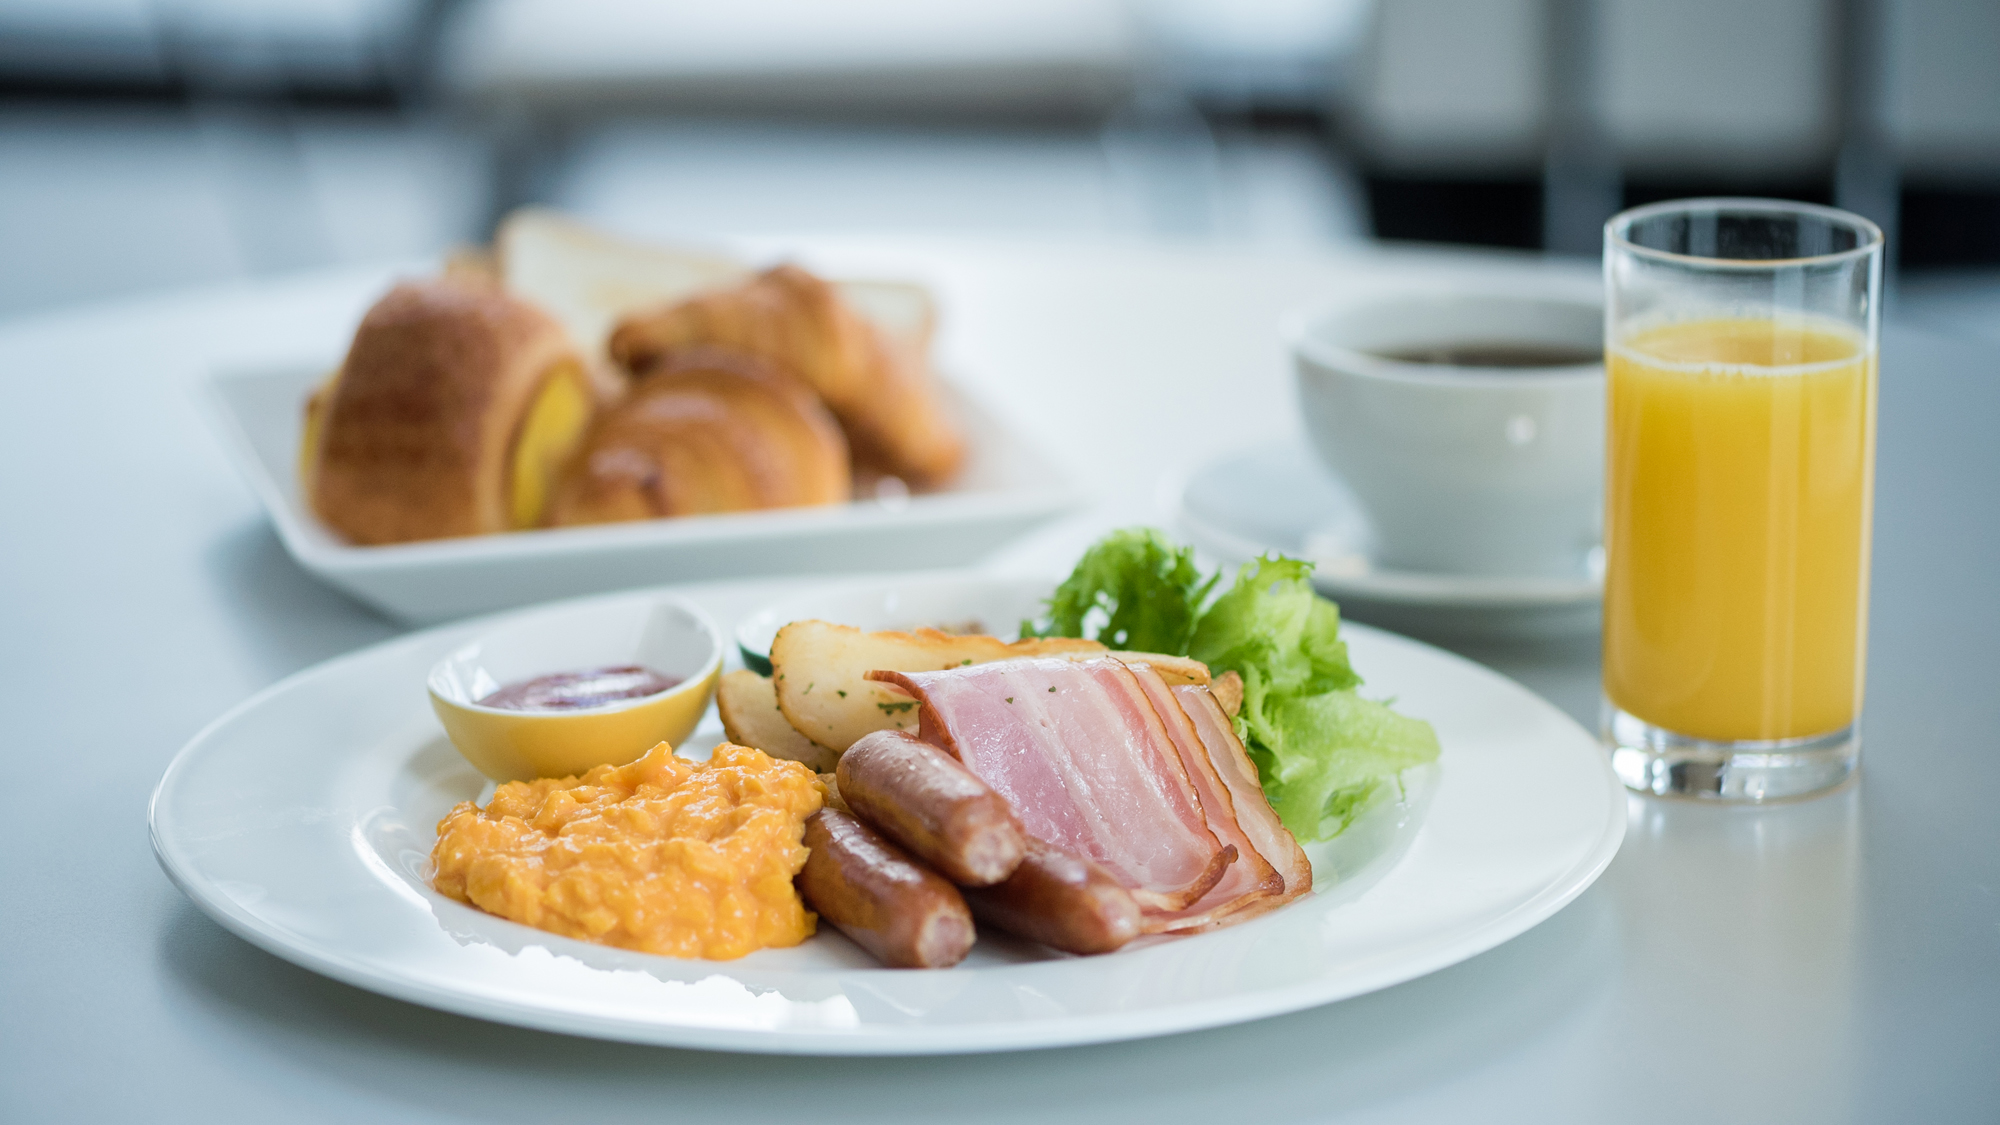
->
<box><xmin>1604</xmin><ymin>317</ymin><xmax>1877</xmax><ymax>742</ymax></box>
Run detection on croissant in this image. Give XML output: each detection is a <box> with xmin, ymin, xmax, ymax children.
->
<box><xmin>547</xmin><ymin>348</ymin><xmax>851</xmax><ymax>526</ymax></box>
<box><xmin>607</xmin><ymin>264</ymin><xmax>965</xmax><ymax>487</ymax></box>
<box><xmin>304</xmin><ymin>279</ymin><xmax>591</xmax><ymax>545</ymax></box>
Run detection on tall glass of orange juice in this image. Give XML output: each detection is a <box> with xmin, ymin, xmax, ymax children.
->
<box><xmin>1603</xmin><ymin>199</ymin><xmax>1883</xmax><ymax>800</ymax></box>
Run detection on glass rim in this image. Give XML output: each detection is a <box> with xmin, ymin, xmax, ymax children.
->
<box><xmin>1606</xmin><ymin>197</ymin><xmax>1885</xmax><ymax>270</ymax></box>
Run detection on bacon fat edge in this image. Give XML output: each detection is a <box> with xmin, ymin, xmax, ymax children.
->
<box><xmin>1160</xmin><ymin>683</ymin><xmax>1312</xmax><ymax>931</ymax></box>
<box><xmin>1131</xmin><ymin>665</ymin><xmax>1283</xmax><ymax>932</ymax></box>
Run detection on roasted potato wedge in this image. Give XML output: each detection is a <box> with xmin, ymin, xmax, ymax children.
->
<box><xmin>816</xmin><ymin>772</ymin><xmax>850</xmax><ymax>813</ymax></box>
<box><xmin>717</xmin><ymin>669</ymin><xmax>839</xmax><ymax>773</ymax></box>
<box><xmin>1211</xmin><ymin>669</ymin><xmax>1244</xmax><ymax>717</ymax></box>
<box><xmin>769</xmin><ymin>620</ymin><xmax>1212</xmax><ymax>754</ymax></box>
<box><xmin>771</xmin><ymin>622</ymin><xmax>1103</xmax><ymax>752</ymax></box>
<box><xmin>1095</xmin><ymin>652</ymin><xmax>1211</xmax><ymax>687</ymax></box>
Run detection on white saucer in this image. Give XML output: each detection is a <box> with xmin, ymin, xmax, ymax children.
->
<box><xmin>1170</xmin><ymin>444</ymin><xmax>1603</xmax><ymax>639</ymax></box>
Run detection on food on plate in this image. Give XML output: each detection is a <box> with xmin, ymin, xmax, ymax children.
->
<box><xmin>1028</xmin><ymin>529</ymin><xmax>1441</xmax><ymax>841</ymax></box>
<box><xmin>426</xmin><ymin>530</ymin><xmax>1432</xmax><ymax>969</ymax></box>
<box><xmin>716</xmin><ymin>669</ymin><xmax>839</xmax><ymax>772</ymax></box>
<box><xmin>1166</xmin><ymin>682</ymin><xmax>1314</xmax><ymax>930</ymax></box>
<box><xmin>425</xmin><ymin>596</ymin><xmax>724</xmax><ymax>783</ymax></box>
<box><xmin>496</xmin><ymin>210</ymin><xmax>942</xmax><ymax>406</ymax></box>
<box><xmin>1209</xmin><ymin>669</ymin><xmax>1245</xmax><ymax>718</ymax></box>
<box><xmin>1033</xmin><ymin>526</ymin><xmax>1218</xmax><ymax>654</ymax></box>
<box><xmin>477</xmin><ymin>665</ymin><xmax>681</xmax><ymax>712</ymax></box>
<box><xmin>305</xmin><ymin>278</ymin><xmax>592</xmax><ymax>544</ymax></box>
<box><xmin>960</xmin><ymin>837</ymin><xmax>1142</xmax><ymax>955</ymax></box>
<box><xmin>430</xmin><ymin>742</ymin><xmax>821</xmax><ymax>959</ymax></box>
<box><xmin>872</xmin><ymin>656</ymin><xmax>1303</xmax><ymax>929</ymax></box>
<box><xmin>797</xmin><ymin>807</ymin><xmax>976</xmax><ymax>969</ymax></box>
<box><xmin>767</xmin><ymin>618</ymin><xmax>1203</xmax><ymax>754</ymax></box>
<box><xmin>608</xmin><ymin>264</ymin><xmax>966</xmax><ymax>486</ymax></box>
<box><xmin>873</xmin><ymin>658</ymin><xmax>1234</xmax><ymax>912</ymax></box>
<box><xmin>441</xmin><ymin>244</ymin><xmax>501</xmax><ymax>287</ymax></box>
<box><xmin>817</xmin><ymin>771</ymin><xmax>850</xmax><ymax>812</ymax></box>
<box><xmin>497</xmin><ymin>210</ymin><xmax>748</xmax><ymax>378</ymax></box>
<box><xmin>836</xmin><ymin>730</ymin><xmax>1026</xmax><ymax>886</ymax></box>
<box><xmin>302</xmin><ymin>211</ymin><xmax>969</xmax><ymax>546</ymax></box>
<box><xmin>546</xmin><ymin>348</ymin><xmax>851</xmax><ymax>526</ymax></box>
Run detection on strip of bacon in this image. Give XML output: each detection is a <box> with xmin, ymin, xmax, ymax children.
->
<box><xmin>1126</xmin><ymin>664</ymin><xmax>1284</xmax><ymax>932</ymax></box>
<box><xmin>870</xmin><ymin>658</ymin><xmax>1230</xmax><ymax>911</ymax></box>
<box><xmin>1163</xmin><ymin>684</ymin><xmax>1313</xmax><ymax>931</ymax></box>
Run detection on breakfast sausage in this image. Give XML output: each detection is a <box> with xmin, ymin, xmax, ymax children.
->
<box><xmin>837</xmin><ymin>729</ymin><xmax>1027</xmax><ymax>886</ymax></box>
<box><xmin>797</xmin><ymin>808</ymin><xmax>975</xmax><ymax>969</ymax></box>
<box><xmin>961</xmin><ymin>837</ymin><xmax>1142</xmax><ymax>955</ymax></box>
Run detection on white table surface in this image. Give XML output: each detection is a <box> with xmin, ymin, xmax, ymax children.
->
<box><xmin>2</xmin><ymin>238</ymin><xmax>1994</xmax><ymax>1123</ymax></box>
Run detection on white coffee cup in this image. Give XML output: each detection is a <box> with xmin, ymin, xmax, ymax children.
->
<box><xmin>1289</xmin><ymin>291</ymin><xmax>1604</xmax><ymax>579</ymax></box>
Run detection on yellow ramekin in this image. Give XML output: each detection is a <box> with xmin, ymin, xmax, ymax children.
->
<box><xmin>427</xmin><ymin>594</ymin><xmax>724</xmax><ymax>781</ymax></box>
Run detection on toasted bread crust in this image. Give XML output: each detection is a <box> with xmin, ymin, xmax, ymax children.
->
<box><xmin>310</xmin><ymin>280</ymin><xmax>583</xmax><ymax>545</ymax></box>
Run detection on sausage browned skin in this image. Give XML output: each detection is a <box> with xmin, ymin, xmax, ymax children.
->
<box><xmin>797</xmin><ymin>808</ymin><xmax>975</xmax><ymax>969</ymax></box>
<box><xmin>961</xmin><ymin>837</ymin><xmax>1142</xmax><ymax>955</ymax></box>
<box><xmin>837</xmin><ymin>729</ymin><xmax>1027</xmax><ymax>886</ymax></box>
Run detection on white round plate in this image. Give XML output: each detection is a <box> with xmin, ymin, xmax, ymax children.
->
<box><xmin>150</xmin><ymin>577</ymin><xmax>1625</xmax><ymax>1056</ymax></box>
<box><xmin>1171</xmin><ymin>444</ymin><xmax>1604</xmax><ymax>639</ymax></box>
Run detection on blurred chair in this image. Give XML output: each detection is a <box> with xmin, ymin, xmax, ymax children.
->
<box><xmin>1884</xmin><ymin>0</ymin><xmax>2000</xmax><ymax>266</ymax></box>
<box><xmin>1131</xmin><ymin>0</ymin><xmax>1373</xmax><ymax>114</ymax></box>
<box><xmin>438</xmin><ymin>0</ymin><xmax>1376</xmax><ymax>241</ymax></box>
<box><xmin>0</xmin><ymin>0</ymin><xmax>436</xmax><ymax>101</ymax></box>
<box><xmin>439</xmin><ymin>0</ymin><xmax>1141</xmax><ymax>225</ymax></box>
<box><xmin>1342</xmin><ymin>0</ymin><xmax>1842</xmax><ymax>250</ymax></box>
<box><xmin>1339</xmin><ymin>0</ymin><xmax>1549</xmax><ymax>248</ymax></box>
<box><xmin>0</xmin><ymin>0</ymin><xmax>483</xmax><ymax>313</ymax></box>
<box><xmin>439</xmin><ymin>0</ymin><xmax>1138</xmax><ymax>121</ymax></box>
<box><xmin>1339</xmin><ymin>0</ymin><xmax>2000</xmax><ymax>265</ymax></box>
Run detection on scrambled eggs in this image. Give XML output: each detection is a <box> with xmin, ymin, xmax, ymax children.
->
<box><xmin>431</xmin><ymin>741</ymin><xmax>822</xmax><ymax>959</ymax></box>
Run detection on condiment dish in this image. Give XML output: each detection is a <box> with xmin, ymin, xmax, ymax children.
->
<box><xmin>427</xmin><ymin>595</ymin><xmax>723</xmax><ymax>781</ymax></box>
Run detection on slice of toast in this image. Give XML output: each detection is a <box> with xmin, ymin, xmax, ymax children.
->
<box><xmin>833</xmin><ymin>277</ymin><xmax>937</xmax><ymax>359</ymax></box>
<box><xmin>496</xmin><ymin>209</ymin><xmax>937</xmax><ymax>365</ymax></box>
<box><xmin>498</xmin><ymin>209</ymin><xmax>748</xmax><ymax>366</ymax></box>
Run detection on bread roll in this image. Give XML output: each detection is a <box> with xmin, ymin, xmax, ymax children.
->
<box><xmin>306</xmin><ymin>280</ymin><xmax>591</xmax><ymax>545</ymax></box>
<box><xmin>607</xmin><ymin>264</ymin><xmax>965</xmax><ymax>487</ymax></box>
<box><xmin>547</xmin><ymin>348</ymin><xmax>850</xmax><ymax>526</ymax></box>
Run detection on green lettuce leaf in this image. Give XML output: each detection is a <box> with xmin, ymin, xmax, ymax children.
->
<box><xmin>1027</xmin><ymin>528</ymin><xmax>1216</xmax><ymax>654</ymax></box>
<box><xmin>1188</xmin><ymin>555</ymin><xmax>1360</xmax><ymax>710</ymax></box>
<box><xmin>1255</xmin><ymin>690</ymin><xmax>1441</xmax><ymax>840</ymax></box>
<box><xmin>1190</xmin><ymin>557</ymin><xmax>1437</xmax><ymax>840</ymax></box>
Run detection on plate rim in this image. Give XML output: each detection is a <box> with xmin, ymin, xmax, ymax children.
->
<box><xmin>150</xmin><ymin>577</ymin><xmax>1627</xmax><ymax>1055</ymax></box>
<box><xmin>198</xmin><ymin>365</ymin><xmax>1085</xmax><ymax>574</ymax></box>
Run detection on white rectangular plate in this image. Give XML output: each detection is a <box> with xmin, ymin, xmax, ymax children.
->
<box><xmin>204</xmin><ymin>367</ymin><xmax>1080</xmax><ymax>624</ymax></box>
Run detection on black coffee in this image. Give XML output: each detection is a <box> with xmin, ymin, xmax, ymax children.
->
<box><xmin>1373</xmin><ymin>342</ymin><xmax>1601</xmax><ymax>368</ymax></box>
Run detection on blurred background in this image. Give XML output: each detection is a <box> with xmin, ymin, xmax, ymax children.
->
<box><xmin>2</xmin><ymin>0</ymin><xmax>1995</xmax><ymax>323</ymax></box>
